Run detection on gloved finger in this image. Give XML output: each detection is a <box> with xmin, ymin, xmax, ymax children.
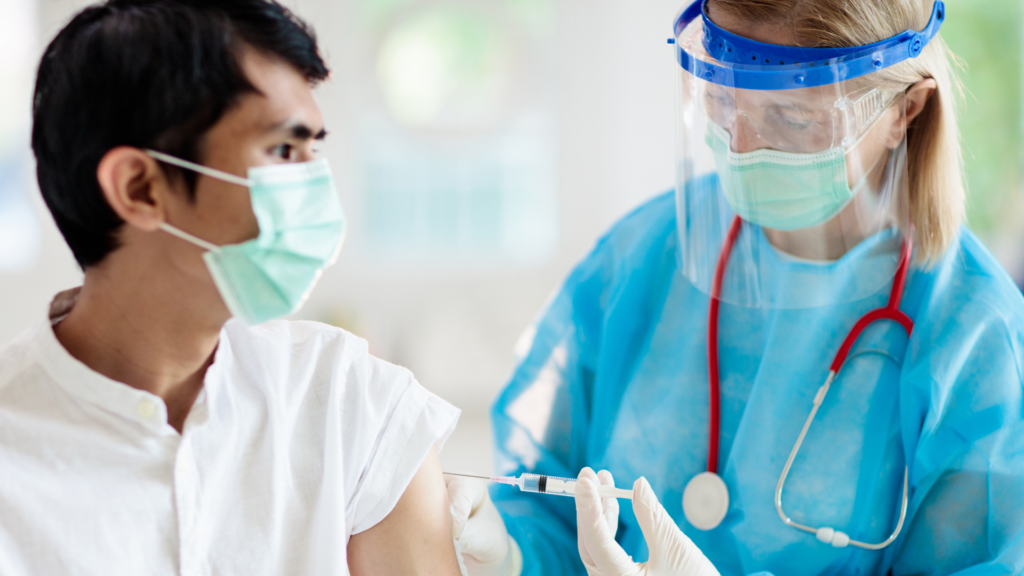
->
<box><xmin>452</xmin><ymin>536</ymin><xmax>469</xmax><ymax>576</ymax></box>
<box><xmin>459</xmin><ymin>525</ymin><xmax>508</xmax><ymax>566</ymax></box>
<box><xmin>575</xmin><ymin>476</ymin><xmax>608</xmax><ymax>569</ymax></box>
<box><xmin>578</xmin><ymin>467</ymin><xmax>601</xmax><ymax>515</ymax></box>
<box><xmin>576</xmin><ymin>477</ymin><xmax>638</xmax><ymax>575</ymax></box>
<box><xmin>446</xmin><ymin>476</ymin><xmax>484</xmax><ymax>539</ymax></box>
<box><xmin>596</xmin><ymin>470</ymin><xmax>620</xmax><ymax>539</ymax></box>
<box><xmin>454</xmin><ymin>482</ymin><xmax>511</xmax><ymax>564</ymax></box>
<box><xmin>578</xmin><ymin>467</ymin><xmax>599</xmax><ymax>483</ymax></box>
<box><xmin>576</xmin><ymin>468</ymin><xmax>601</xmax><ymax>567</ymax></box>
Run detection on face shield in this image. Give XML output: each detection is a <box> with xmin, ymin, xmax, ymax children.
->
<box><xmin>672</xmin><ymin>0</ymin><xmax>944</xmax><ymax>309</ymax></box>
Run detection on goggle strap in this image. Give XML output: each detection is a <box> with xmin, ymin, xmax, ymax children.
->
<box><xmin>841</xmin><ymin>90</ymin><xmax>899</xmax><ymax>150</ymax></box>
<box><xmin>145</xmin><ymin>150</ymin><xmax>252</xmax><ymax>188</ymax></box>
<box><xmin>853</xmin><ymin>91</ymin><xmax>887</xmax><ymax>130</ymax></box>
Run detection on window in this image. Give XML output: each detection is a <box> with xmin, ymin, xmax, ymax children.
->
<box><xmin>350</xmin><ymin>0</ymin><xmax>558</xmax><ymax>264</ymax></box>
<box><xmin>0</xmin><ymin>0</ymin><xmax>40</xmax><ymax>271</ymax></box>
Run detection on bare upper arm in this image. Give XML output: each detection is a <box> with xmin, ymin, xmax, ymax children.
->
<box><xmin>347</xmin><ymin>445</ymin><xmax>462</xmax><ymax>576</ymax></box>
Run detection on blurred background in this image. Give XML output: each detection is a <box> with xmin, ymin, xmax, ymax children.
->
<box><xmin>1</xmin><ymin>0</ymin><xmax>1022</xmax><ymax>476</ymax></box>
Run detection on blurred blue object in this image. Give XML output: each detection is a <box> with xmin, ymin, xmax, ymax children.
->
<box><xmin>491</xmin><ymin>191</ymin><xmax>1024</xmax><ymax>575</ymax></box>
<box><xmin>0</xmin><ymin>152</ymin><xmax>40</xmax><ymax>271</ymax></box>
<box><xmin>0</xmin><ymin>0</ymin><xmax>40</xmax><ymax>272</ymax></box>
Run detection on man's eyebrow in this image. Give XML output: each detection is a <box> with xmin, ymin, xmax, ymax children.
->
<box><xmin>293</xmin><ymin>125</ymin><xmax>328</xmax><ymax>140</ymax></box>
<box><xmin>271</xmin><ymin>121</ymin><xmax>328</xmax><ymax>140</ymax></box>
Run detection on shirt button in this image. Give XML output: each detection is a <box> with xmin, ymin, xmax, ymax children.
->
<box><xmin>137</xmin><ymin>399</ymin><xmax>157</xmax><ymax>419</ymax></box>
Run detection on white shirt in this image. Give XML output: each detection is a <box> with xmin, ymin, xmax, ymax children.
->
<box><xmin>0</xmin><ymin>306</ymin><xmax>460</xmax><ymax>575</ymax></box>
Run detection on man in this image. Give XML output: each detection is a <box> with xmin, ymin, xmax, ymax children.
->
<box><xmin>0</xmin><ymin>1</ymin><xmax>463</xmax><ymax>574</ymax></box>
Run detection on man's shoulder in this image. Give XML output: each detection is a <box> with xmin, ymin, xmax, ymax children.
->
<box><xmin>224</xmin><ymin>318</ymin><xmax>366</xmax><ymax>356</ymax></box>
<box><xmin>0</xmin><ymin>323</ymin><xmax>47</xmax><ymax>397</ymax></box>
<box><xmin>219</xmin><ymin>319</ymin><xmax>411</xmax><ymax>393</ymax></box>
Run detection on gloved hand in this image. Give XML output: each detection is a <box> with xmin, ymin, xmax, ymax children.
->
<box><xmin>575</xmin><ymin>468</ymin><xmax>720</xmax><ymax>576</ymax></box>
<box><xmin>446</xmin><ymin>475</ymin><xmax>523</xmax><ymax>576</ymax></box>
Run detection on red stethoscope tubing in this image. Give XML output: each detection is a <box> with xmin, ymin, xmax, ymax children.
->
<box><xmin>705</xmin><ymin>215</ymin><xmax>914</xmax><ymax>474</ymax></box>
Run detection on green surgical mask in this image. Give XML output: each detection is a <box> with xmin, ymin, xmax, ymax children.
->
<box><xmin>147</xmin><ymin>151</ymin><xmax>346</xmax><ymax>325</ymax></box>
<box><xmin>706</xmin><ymin>123</ymin><xmax>867</xmax><ymax>231</ymax></box>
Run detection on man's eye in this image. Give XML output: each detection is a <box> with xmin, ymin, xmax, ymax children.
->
<box><xmin>274</xmin><ymin>144</ymin><xmax>294</xmax><ymax>160</ymax></box>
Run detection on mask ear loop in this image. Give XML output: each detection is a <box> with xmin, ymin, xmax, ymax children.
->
<box><xmin>143</xmin><ymin>150</ymin><xmax>246</xmax><ymax>252</ymax></box>
<box><xmin>159</xmin><ymin>222</ymin><xmax>222</xmax><ymax>253</ymax></box>
<box><xmin>145</xmin><ymin>150</ymin><xmax>252</xmax><ymax>188</ymax></box>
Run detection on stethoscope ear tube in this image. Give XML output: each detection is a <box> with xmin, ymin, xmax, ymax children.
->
<box><xmin>774</xmin><ymin>363</ymin><xmax>910</xmax><ymax>549</ymax></box>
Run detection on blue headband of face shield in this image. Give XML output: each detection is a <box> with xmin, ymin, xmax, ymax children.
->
<box><xmin>671</xmin><ymin>0</ymin><xmax>946</xmax><ymax>90</ymax></box>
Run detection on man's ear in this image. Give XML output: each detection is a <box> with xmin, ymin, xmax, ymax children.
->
<box><xmin>886</xmin><ymin>78</ymin><xmax>938</xmax><ymax>148</ymax></box>
<box><xmin>96</xmin><ymin>147</ymin><xmax>172</xmax><ymax>231</ymax></box>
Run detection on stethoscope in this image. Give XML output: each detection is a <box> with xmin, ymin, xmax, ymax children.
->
<box><xmin>681</xmin><ymin>215</ymin><xmax>912</xmax><ymax>550</ymax></box>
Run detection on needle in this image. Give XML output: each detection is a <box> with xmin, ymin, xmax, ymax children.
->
<box><xmin>444</xmin><ymin>472</ymin><xmax>493</xmax><ymax>480</ymax></box>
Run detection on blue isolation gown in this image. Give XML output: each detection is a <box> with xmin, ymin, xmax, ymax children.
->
<box><xmin>490</xmin><ymin>190</ymin><xmax>1024</xmax><ymax>575</ymax></box>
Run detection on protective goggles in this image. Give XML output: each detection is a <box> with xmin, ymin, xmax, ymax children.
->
<box><xmin>703</xmin><ymin>85</ymin><xmax>898</xmax><ymax>154</ymax></box>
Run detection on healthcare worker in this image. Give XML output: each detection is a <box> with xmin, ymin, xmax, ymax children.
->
<box><xmin>447</xmin><ymin>0</ymin><xmax>1024</xmax><ymax>574</ymax></box>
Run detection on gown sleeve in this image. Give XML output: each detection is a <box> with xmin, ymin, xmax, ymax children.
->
<box><xmin>889</xmin><ymin>240</ymin><xmax>1024</xmax><ymax>576</ymax></box>
<box><xmin>490</xmin><ymin>244</ymin><xmax>606</xmax><ymax>576</ymax></box>
<box><xmin>490</xmin><ymin>194</ymin><xmax>679</xmax><ymax>576</ymax></box>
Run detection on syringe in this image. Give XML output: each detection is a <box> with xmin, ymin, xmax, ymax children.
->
<box><xmin>446</xmin><ymin>472</ymin><xmax>634</xmax><ymax>500</ymax></box>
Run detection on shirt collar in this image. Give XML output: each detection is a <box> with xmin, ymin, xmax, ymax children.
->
<box><xmin>33</xmin><ymin>295</ymin><xmax>225</xmax><ymax>436</ymax></box>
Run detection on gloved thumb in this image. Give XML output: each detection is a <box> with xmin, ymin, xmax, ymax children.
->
<box><xmin>446</xmin><ymin>476</ymin><xmax>482</xmax><ymax>539</ymax></box>
<box><xmin>632</xmin><ymin>478</ymin><xmax>719</xmax><ymax>575</ymax></box>
<box><xmin>631</xmin><ymin>477</ymin><xmax>678</xmax><ymax>549</ymax></box>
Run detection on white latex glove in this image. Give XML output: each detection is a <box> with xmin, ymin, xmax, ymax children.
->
<box><xmin>446</xmin><ymin>475</ymin><xmax>523</xmax><ymax>576</ymax></box>
<box><xmin>575</xmin><ymin>468</ymin><xmax>720</xmax><ymax>576</ymax></box>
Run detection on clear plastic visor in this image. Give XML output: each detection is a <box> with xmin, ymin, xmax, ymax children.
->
<box><xmin>674</xmin><ymin>25</ymin><xmax>911</xmax><ymax>309</ymax></box>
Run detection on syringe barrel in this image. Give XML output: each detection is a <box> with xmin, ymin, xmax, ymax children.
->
<box><xmin>518</xmin><ymin>473</ymin><xmax>576</xmax><ymax>497</ymax></box>
<box><xmin>515</xmin><ymin>473</ymin><xmax>634</xmax><ymax>500</ymax></box>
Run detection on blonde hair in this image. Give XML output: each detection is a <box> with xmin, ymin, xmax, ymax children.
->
<box><xmin>709</xmin><ymin>0</ymin><xmax>965</xmax><ymax>264</ymax></box>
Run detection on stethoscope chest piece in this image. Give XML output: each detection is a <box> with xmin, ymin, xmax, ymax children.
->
<box><xmin>682</xmin><ymin>471</ymin><xmax>729</xmax><ymax>530</ymax></box>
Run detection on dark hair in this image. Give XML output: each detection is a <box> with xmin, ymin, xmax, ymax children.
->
<box><xmin>32</xmin><ymin>0</ymin><xmax>329</xmax><ymax>268</ymax></box>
